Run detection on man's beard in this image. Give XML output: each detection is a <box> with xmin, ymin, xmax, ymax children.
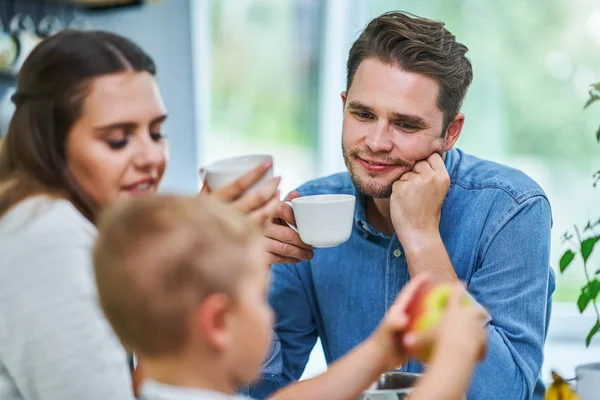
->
<box><xmin>342</xmin><ymin>143</ymin><xmax>412</xmax><ymax>199</ymax></box>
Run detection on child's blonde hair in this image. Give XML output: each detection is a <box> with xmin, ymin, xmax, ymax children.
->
<box><xmin>93</xmin><ymin>195</ymin><xmax>260</xmax><ymax>356</ymax></box>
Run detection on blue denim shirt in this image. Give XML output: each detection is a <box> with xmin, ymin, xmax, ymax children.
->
<box><xmin>251</xmin><ymin>148</ymin><xmax>555</xmax><ymax>400</ymax></box>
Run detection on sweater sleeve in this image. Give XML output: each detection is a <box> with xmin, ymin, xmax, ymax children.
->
<box><xmin>0</xmin><ymin>200</ymin><xmax>135</xmax><ymax>400</ymax></box>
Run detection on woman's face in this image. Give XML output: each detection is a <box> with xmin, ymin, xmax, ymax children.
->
<box><xmin>66</xmin><ymin>71</ymin><xmax>168</xmax><ymax>210</ymax></box>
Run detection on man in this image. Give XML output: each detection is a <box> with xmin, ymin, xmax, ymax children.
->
<box><xmin>253</xmin><ymin>11</ymin><xmax>555</xmax><ymax>400</ymax></box>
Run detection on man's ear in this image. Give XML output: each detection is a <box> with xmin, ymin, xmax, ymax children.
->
<box><xmin>194</xmin><ymin>293</ymin><xmax>231</xmax><ymax>351</ymax></box>
<box><xmin>341</xmin><ymin>91</ymin><xmax>347</xmax><ymax>111</ymax></box>
<box><xmin>444</xmin><ymin>113</ymin><xmax>465</xmax><ymax>151</ymax></box>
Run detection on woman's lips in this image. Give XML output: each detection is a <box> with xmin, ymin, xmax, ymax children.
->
<box><xmin>121</xmin><ymin>180</ymin><xmax>156</xmax><ymax>195</ymax></box>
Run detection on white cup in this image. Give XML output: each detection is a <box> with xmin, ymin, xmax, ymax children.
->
<box><xmin>286</xmin><ymin>194</ymin><xmax>355</xmax><ymax>248</ymax></box>
<box><xmin>201</xmin><ymin>154</ymin><xmax>273</xmax><ymax>191</ymax></box>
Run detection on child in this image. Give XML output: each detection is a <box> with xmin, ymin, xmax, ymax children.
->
<box><xmin>93</xmin><ymin>195</ymin><xmax>487</xmax><ymax>400</ymax></box>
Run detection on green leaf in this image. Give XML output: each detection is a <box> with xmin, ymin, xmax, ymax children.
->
<box><xmin>581</xmin><ymin>236</ymin><xmax>600</xmax><ymax>262</ymax></box>
<box><xmin>585</xmin><ymin>320</ymin><xmax>600</xmax><ymax>347</ymax></box>
<box><xmin>585</xmin><ymin>94</ymin><xmax>600</xmax><ymax>109</ymax></box>
<box><xmin>592</xmin><ymin>82</ymin><xmax>600</xmax><ymax>91</ymax></box>
<box><xmin>578</xmin><ymin>280</ymin><xmax>600</xmax><ymax>313</ymax></box>
<box><xmin>559</xmin><ymin>250</ymin><xmax>576</xmax><ymax>273</ymax></box>
<box><xmin>591</xmin><ymin>279</ymin><xmax>600</xmax><ymax>299</ymax></box>
<box><xmin>596</xmin><ymin>269</ymin><xmax>600</xmax><ymax>275</ymax></box>
<box><xmin>596</xmin><ymin>124</ymin><xmax>600</xmax><ymax>143</ymax></box>
<box><xmin>578</xmin><ymin>289</ymin><xmax>591</xmax><ymax>313</ymax></box>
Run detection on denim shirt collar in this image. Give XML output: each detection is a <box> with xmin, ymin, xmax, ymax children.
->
<box><xmin>353</xmin><ymin>148</ymin><xmax>460</xmax><ymax>239</ymax></box>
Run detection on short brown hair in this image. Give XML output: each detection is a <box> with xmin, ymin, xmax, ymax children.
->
<box><xmin>347</xmin><ymin>11</ymin><xmax>473</xmax><ymax>130</ymax></box>
<box><xmin>93</xmin><ymin>195</ymin><xmax>260</xmax><ymax>357</ymax></box>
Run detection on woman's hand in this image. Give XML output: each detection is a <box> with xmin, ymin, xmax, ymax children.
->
<box><xmin>199</xmin><ymin>159</ymin><xmax>281</xmax><ymax>229</ymax></box>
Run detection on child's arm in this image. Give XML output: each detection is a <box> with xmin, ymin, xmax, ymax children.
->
<box><xmin>268</xmin><ymin>273</ymin><xmax>430</xmax><ymax>400</ymax></box>
<box><xmin>407</xmin><ymin>285</ymin><xmax>488</xmax><ymax>400</ymax></box>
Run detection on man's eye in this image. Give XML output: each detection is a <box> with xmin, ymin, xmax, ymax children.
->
<box><xmin>397</xmin><ymin>123</ymin><xmax>418</xmax><ymax>131</ymax></box>
<box><xmin>355</xmin><ymin>112</ymin><xmax>373</xmax><ymax>120</ymax></box>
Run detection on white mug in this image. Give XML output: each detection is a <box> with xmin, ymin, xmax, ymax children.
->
<box><xmin>201</xmin><ymin>154</ymin><xmax>273</xmax><ymax>192</ymax></box>
<box><xmin>286</xmin><ymin>194</ymin><xmax>355</xmax><ymax>248</ymax></box>
<box><xmin>576</xmin><ymin>363</ymin><xmax>600</xmax><ymax>400</ymax></box>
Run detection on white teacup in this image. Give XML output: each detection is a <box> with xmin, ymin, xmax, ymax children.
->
<box><xmin>201</xmin><ymin>154</ymin><xmax>273</xmax><ymax>191</ymax></box>
<box><xmin>286</xmin><ymin>194</ymin><xmax>355</xmax><ymax>248</ymax></box>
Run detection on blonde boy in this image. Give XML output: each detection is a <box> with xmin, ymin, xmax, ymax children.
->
<box><xmin>94</xmin><ymin>195</ymin><xmax>487</xmax><ymax>400</ymax></box>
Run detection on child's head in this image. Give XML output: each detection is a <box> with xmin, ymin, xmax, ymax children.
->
<box><xmin>93</xmin><ymin>195</ymin><xmax>273</xmax><ymax>387</ymax></box>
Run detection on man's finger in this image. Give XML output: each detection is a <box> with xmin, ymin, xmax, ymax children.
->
<box><xmin>264</xmin><ymin>237</ymin><xmax>314</xmax><ymax>261</ymax></box>
<box><xmin>411</xmin><ymin>160</ymin><xmax>431</xmax><ymax>174</ymax></box>
<box><xmin>399</xmin><ymin>171</ymin><xmax>418</xmax><ymax>182</ymax></box>
<box><xmin>275</xmin><ymin>200</ymin><xmax>298</xmax><ymax>227</ymax></box>
<box><xmin>264</xmin><ymin>223</ymin><xmax>314</xmax><ymax>251</ymax></box>
<box><xmin>285</xmin><ymin>191</ymin><xmax>301</xmax><ymax>202</ymax></box>
<box><xmin>427</xmin><ymin>152</ymin><xmax>446</xmax><ymax>171</ymax></box>
<box><xmin>267</xmin><ymin>252</ymin><xmax>303</xmax><ymax>265</ymax></box>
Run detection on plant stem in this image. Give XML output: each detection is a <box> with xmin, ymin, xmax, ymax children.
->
<box><xmin>574</xmin><ymin>226</ymin><xmax>600</xmax><ymax>322</ymax></box>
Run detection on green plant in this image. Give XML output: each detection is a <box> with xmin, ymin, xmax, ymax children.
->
<box><xmin>559</xmin><ymin>81</ymin><xmax>600</xmax><ymax>347</ymax></box>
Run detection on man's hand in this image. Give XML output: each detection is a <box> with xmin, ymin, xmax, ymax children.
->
<box><xmin>263</xmin><ymin>191</ymin><xmax>315</xmax><ymax>265</ymax></box>
<box><xmin>390</xmin><ymin>153</ymin><xmax>450</xmax><ymax>252</ymax></box>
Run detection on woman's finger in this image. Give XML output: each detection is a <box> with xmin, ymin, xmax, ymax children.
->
<box><xmin>233</xmin><ymin>176</ymin><xmax>281</xmax><ymax>214</ymax></box>
<box><xmin>213</xmin><ymin>160</ymin><xmax>273</xmax><ymax>202</ymax></box>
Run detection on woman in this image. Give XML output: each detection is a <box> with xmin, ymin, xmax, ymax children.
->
<box><xmin>0</xmin><ymin>30</ymin><xmax>279</xmax><ymax>400</ymax></box>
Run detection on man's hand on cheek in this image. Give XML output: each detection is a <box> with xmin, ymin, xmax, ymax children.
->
<box><xmin>390</xmin><ymin>153</ymin><xmax>450</xmax><ymax>251</ymax></box>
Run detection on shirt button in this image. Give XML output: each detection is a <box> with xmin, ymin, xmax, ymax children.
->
<box><xmin>393</xmin><ymin>248</ymin><xmax>402</xmax><ymax>258</ymax></box>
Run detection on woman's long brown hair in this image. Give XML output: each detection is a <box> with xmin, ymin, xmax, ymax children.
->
<box><xmin>0</xmin><ymin>30</ymin><xmax>157</xmax><ymax>222</ymax></box>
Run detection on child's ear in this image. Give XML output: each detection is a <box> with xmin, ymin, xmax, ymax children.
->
<box><xmin>196</xmin><ymin>293</ymin><xmax>231</xmax><ymax>351</ymax></box>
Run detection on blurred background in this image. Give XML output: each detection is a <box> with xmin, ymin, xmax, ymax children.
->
<box><xmin>0</xmin><ymin>0</ymin><xmax>598</xmax><ymax>385</ymax></box>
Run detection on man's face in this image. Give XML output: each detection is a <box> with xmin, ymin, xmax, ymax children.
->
<box><xmin>341</xmin><ymin>58</ymin><xmax>455</xmax><ymax>198</ymax></box>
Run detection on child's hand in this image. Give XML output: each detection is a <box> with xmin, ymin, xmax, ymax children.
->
<box><xmin>369</xmin><ymin>273</ymin><xmax>432</xmax><ymax>369</ymax></box>
<box><xmin>404</xmin><ymin>284</ymin><xmax>488</xmax><ymax>364</ymax></box>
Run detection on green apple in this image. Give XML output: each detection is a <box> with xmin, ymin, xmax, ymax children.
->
<box><xmin>405</xmin><ymin>283</ymin><xmax>472</xmax><ymax>362</ymax></box>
